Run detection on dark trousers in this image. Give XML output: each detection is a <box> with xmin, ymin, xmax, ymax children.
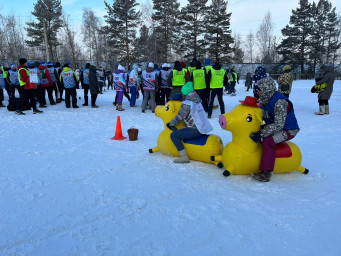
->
<box><xmin>0</xmin><ymin>88</ymin><xmax>3</xmax><ymax>103</ymax></box>
<box><xmin>230</xmin><ymin>82</ymin><xmax>236</xmax><ymax>93</ymax></box>
<box><xmin>10</xmin><ymin>84</ymin><xmax>23</xmax><ymax>98</ymax></box>
<box><xmin>155</xmin><ymin>90</ymin><xmax>162</xmax><ymax>105</ymax></box>
<box><xmin>318</xmin><ymin>99</ymin><xmax>329</xmax><ymax>106</ymax></box>
<box><xmin>91</xmin><ymin>94</ymin><xmax>97</xmax><ymax>106</ymax></box>
<box><xmin>57</xmin><ymin>82</ymin><xmax>64</xmax><ymax>100</ymax></box>
<box><xmin>42</xmin><ymin>86</ymin><xmax>55</xmax><ymax>105</ymax></box>
<box><xmin>65</xmin><ymin>87</ymin><xmax>77</xmax><ymax>107</ymax></box>
<box><xmin>19</xmin><ymin>89</ymin><xmax>37</xmax><ymax>111</ymax></box>
<box><xmin>170</xmin><ymin>128</ymin><xmax>203</xmax><ymax>151</ymax></box>
<box><xmin>51</xmin><ymin>82</ymin><xmax>58</xmax><ymax>101</ymax></box>
<box><xmin>160</xmin><ymin>88</ymin><xmax>171</xmax><ymax>105</ymax></box>
<box><xmin>83</xmin><ymin>84</ymin><xmax>89</xmax><ymax>105</ymax></box>
<box><xmin>208</xmin><ymin>88</ymin><xmax>225</xmax><ymax>117</ymax></box>
<box><xmin>195</xmin><ymin>89</ymin><xmax>209</xmax><ymax>112</ymax></box>
<box><xmin>99</xmin><ymin>81</ymin><xmax>104</xmax><ymax>93</ymax></box>
<box><xmin>36</xmin><ymin>84</ymin><xmax>44</xmax><ymax>105</ymax></box>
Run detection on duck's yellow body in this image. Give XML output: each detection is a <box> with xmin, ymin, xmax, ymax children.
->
<box><xmin>150</xmin><ymin>100</ymin><xmax>224</xmax><ymax>166</ymax></box>
<box><xmin>213</xmin><ymin>104</ymin><xmax>308</xmax><ymax>176</ymax></box>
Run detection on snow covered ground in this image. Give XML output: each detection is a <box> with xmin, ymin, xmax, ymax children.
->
<box><xmin>1</xmin><ymin>80</ymin><xmax>341</xmax><ymax>256</ymax></box>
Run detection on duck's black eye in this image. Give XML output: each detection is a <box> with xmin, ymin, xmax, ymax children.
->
<box><xmin>246</xmin><ymin>116</ymin><xmax>252</xmax><ymax>122</ymax></box>
<box><xmin>165</xmin><ymin>105</ymin><xmax>170</xmax><ymax>111</ymax></box>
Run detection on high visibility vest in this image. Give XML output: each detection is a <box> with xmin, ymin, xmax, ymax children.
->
<box><xmin>210</xmin><ymin>69</ymin><xmax>225</xmax><ymax>89</ymax></box>
<box><xmin>172</xmin><ymin>69</ymin><xmax>185</xmax><ymax>86</ymax></box>
<box><xmin>188</xmin><ymin>66</ymin><xmax>196</xmax><ymax>77</ymax></box>
<box><xmin>61</xmin><ymin>70</ymin><xmax>76</xmax><ymax>88</ymax></box>
<box><xmin>231</xmin><ymin>72</ymin><xmax>237</xmax><ymax>82</ymax></box>
<box><xmin>205</xmin><ymin>65</ymin><xmax>212</xmax><ymax>73</ymax></box>
<box><xmin>193</xmin><ymin>69</ymin><xmax>206</xmax><ymax>90</ymax></box>
<box><xmin>8</xmin><ymin>69</ymin><xmax>20</xmax><ymax>85</ymax></box>
<box><xmin>18</xmin><ymin>68</ymin><xmax>30</xmax><ymax>86</ymax></box>
<box><xmin>142</xmin><ymin>70</ymin><xmax>156</xmax><ymax>90</ymax></box>
<box><xmin>0</xmin><ymin>68</ymin><xmax>5</xmax><ymax>89</ymax></box>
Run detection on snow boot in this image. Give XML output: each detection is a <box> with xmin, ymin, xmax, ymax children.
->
<box><xmin>0</xmin><ymin>103</ymin><xmax>6</xmax><ymax>107</ymax></box>
<box><xmin>39</xmin><ymin>104</ymin><xmax>47</xmax><ymax>108</ymax></box>
<box><xmin>33</xmin><ymin>109</ymin><xmax>43</xmax><ymax>114</ymax></box>
<box><xmin>251</xmin><ymin>171</ymin><xmax>272</xmax><ymax>182</ymax></box>
<box><xmin>15</xmin><ymin>110</ymin><xmax>26</xmax><ymax>115</ymax></box>
<box><xmin>82</xmin><ymin>103</ymin><xmax>88</xmax><ymax>106</ymax></box>
<box><xmin>91</xmin><ymin>105</ymin><xmax>99</xmax><ymax>108</ymax></box>
<box><xmin>174</xmin><ymin>149</ymin><xmax>190</xmax><ymax>163</ymax></box>
<box><xmin>325</xmin><ymin>105</ymin><xmax>329</xmax><ymax>114</ymax></box>
<box><xmin>315</xmin><ymin>105</ymin><xmax>325</xmax><ymax>115</ymax></box>
<box><xmin>117</xmin><ymin>104</ymin><xmax>125</xmax><ymax>111</ymax></box>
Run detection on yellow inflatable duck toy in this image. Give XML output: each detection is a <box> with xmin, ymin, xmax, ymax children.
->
<box><xmin>211</xmin><ymin>96</ymin><xmax>309</xmax><ymax>176</ymax></box>
<box><xmin>149</xmin><ymin>99</ymin><xmax>224</xmax><ymax>167</ymax></box>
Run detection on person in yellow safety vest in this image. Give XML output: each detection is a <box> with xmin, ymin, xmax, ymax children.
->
<box><xmin>229</xmin><ymin>68</ymin><xmax>238</xmax><ymax>96</ymax></box>
<box><xmin>191</xmin><ymin>61</ymin><xmax>208</xmax><ymax>112</ymax></box>
<box><xmin>16</xmin><ymin>58</ymin><xmax>43</xmax><ymax>115</ymax></box>
<box><xmin>206</xmin><ymin>61</ymin><xmax>228</xmax><ymax>118</ymax></box>
<box><xmin>187</xmin><ymin>58</ymin><xmax>197</xmax><ymax>78</ymax></box>
<box><xmin>204</xmin><ymin>58</ymin><xmax>212</xmax><ymax>74</ymax></box>
<box><xmin>167</xmin><ymin>61</ymin><xmax>190</xmax><ymax>98</ymax></box>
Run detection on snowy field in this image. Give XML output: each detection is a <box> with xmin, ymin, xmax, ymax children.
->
<box><xmin>1</xmin><ymin>80</ymin><xmax>341</xmax><ymax>256</ymax></box>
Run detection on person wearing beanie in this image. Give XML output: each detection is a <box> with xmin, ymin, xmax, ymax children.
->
<box><xmin>191</xmin><ymin>61</ymin><xmax>208</xmax><ymax>112</ymax></box>
<box><xmin>60</xmin><ymin>63</ymin><xmax>79</xmax><ymax>108</ymax></box>
<box><xmin>250</xmin><ymin>77</ymin><xmax>299</xmax><ymax>182</ymax></box>
<box><xmin>277</xmin><ymin>65</ymin><xmax>293</xmax><ymax>98</ymax></box>
<box><xmin>159</xmin><ymin>63</ymin><xmax>172</xmax><ymax>105</ymax></box>
<box><xmin>81</xmin><ymin>63</ymin><xmax>91</xmax><ymax>106</ymax></box>
<box><xmin>0</xmin><ymin>65</ymin><xmax>8</xmax><ymax>107</ymax></box>
<box><xmin>167</xmin><ymin>61</ymin><xmax>190</xmax><ymax>98</ymax></box>
<box><xmin>167</xmin><ymin>81</ymin><xmax>213</xmax><ymax>163</ymax></box>
<box><xmin>113</xmin><ymin>64</ymin><xmax>126</xmax><ymax>111</ymax></box>
<box><xmin>188</xmin><ymin>59</ymin><xmax>197</xmax><ymax>78</ymax></box>
<box><xmin>141</xmin><ymin>62</ymin><xmax>158</xmax><ymax>113</ymax></box>
<box><xmin>39</xmin><ymin>61</ymin><xmax>55</xmax><ymax>106</ymax></box>
<box><xmin>16</xmin><ymin>58</ymin><xmax>43</xmax><ymax>115</ymax></box>
<box><xmin>206</xmin><ymin>60</ymin><xmax>228</xmax><ymax>118</ymax></box>
<box><xmin>7</xmin><ymin>64</ymin><xmax>22</xmax><ymax>99</ymax></box>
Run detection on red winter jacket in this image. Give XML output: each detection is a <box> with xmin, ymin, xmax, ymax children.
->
<box><xmin>39</xmin><ymin>66</ymin><xmax>53</xmax><ymax>87</ymax></box>
<box><xmin>18</xmin><ymin>64</ymin><xmax>30</xmax><ymax>90</ymax></box>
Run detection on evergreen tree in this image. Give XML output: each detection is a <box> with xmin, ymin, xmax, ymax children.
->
<box><xmin>25</xmin><ymin>0</ymin><xmax>63</xmax><ymax>61</ymax></box>
<box><xmin>152</xmin><ymin>0</ymin><xmax>180</xmax><ymax>62</ymax></box>
<box><xmin>103</xmin><ymin>0</ymin><xmax>140</xmax><ymax>67</ymax></box>
<box><xmin>203</xmin><ymin>0</ymin><xmax>233</xmax><ymax>62</ymax></box>
<box><xmin>132</xmin><ymin>25</ymin><xmax>152</xmax><ymax>62</ymax></box>
<box><xmin>277</xmin><ymin>0</ymin><xmax>313</xmax><ymax>74</ymax></box>
<box><xmin>178</xmin><ymin>0</ymin><xmax>208</xmax><ymax>60</ymax></box>
<box><xmin>324</xmin><ymin>4</ymin><xmax>341</xmax><ymax>64</ymax></box>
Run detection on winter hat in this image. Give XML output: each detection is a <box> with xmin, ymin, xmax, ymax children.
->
<box><xmin>85</xmin><ymin>63</ymin><xmax>90</xmax><ymax>69</ymax></box>
<box><xmin>19</xmin><ymin>58</ymin><xmax>27</xmax><ymax>66</ymax></box>
<box><xmin>148</xmin><ymin>62</ymin><xmax>154</xmax><ymax>68</ymax></box>
<box><xmin>283</xmin><ymin>65</ymin><xmax>291</xmax><ymax>72</ymax></box>
<box><xmin>66</xmin><ymin>62</ymin><xmax>71</xmax><ymax>67</ymax></box>
<box><xmin>166</xmin><ymin>63</ymin><xmax>171</xmax><ymax>68</ymax></box>
<box><xmin>40</xmin><ymin>61</ymin><xmax>47</xmax><ymax>67</ymax></box>
<box><xmin>118</xmin><ymin>64</ymin><xmax>124</xmax><ymax>71</ymax></box>
<box><xmin>138</xmin><ymin>68</ymin><xmax>142</xmax><ymax>72</ymax></box>
<box><xmin>10</xmin><ymin>64</ymin><xmax>16</xmax><ymax>68</ymax></box>
<box><xmin>55</xmin><ymin>62</ymin><xmax>61</xmax><ymax>68</ymax></box>
<box><xmin>174</xmin><ymin>61</ymin><xmax>181</xmax><ymax>67</ymax></box>
<box><xmin>28</xmin><ymin>62</ymin><xmax>34</xmax><ymax>69</ymax></box>
<box><xmin>181</xmin><ymin>81</ymin><xmax>194</xmax><ymax>96</ymax></box>
<box><xmin>257</xmin><ymin>77</ymin><xmax>277</xmax><ymax>105</ymax></box>
<box><xmin>204</xmin><ymin>58</ymin><xmax>211</xmax><ymax>66</ymax></box>
<box><xmin>47</xmin><ymin>61</ymin><xmax>53</xmax><ymax>66</ymax></box>
<box><xmin>196</xmin><ymin>61</ymin><xmax>202</xmax><ymax>69</ymax></box>
<box><xmin>34</xmin><ymin>61</ymin><xmax>40</xmax><ymax>68</ymax></box>
<box><xmin>180</xmin><ymin>62</ymin><xmax>186</xmax><ymax>68</ymax></box>
<box><xmin>162</xmin><ymin>63</ymin><xmax>167</xmax><ymax>68</ymax></box>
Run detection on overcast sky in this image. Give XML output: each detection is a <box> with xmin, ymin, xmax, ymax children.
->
<box><xmin>1</xmin><ymin>0</ymin><xmax>340</xmax><ymax>38</ymax></box>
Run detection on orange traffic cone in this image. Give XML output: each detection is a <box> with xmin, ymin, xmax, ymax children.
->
<box><xmin>110</xmin><ymin>116</ymin><xmax>127</xmax><ymax>140</ymax></box>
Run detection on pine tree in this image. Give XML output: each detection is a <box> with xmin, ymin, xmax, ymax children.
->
<box><xmin>203</xmin><ymin>0</ymin><xmax>234</xmax><ymax>62</ymax></box>
<box><xmin>324</xmin><ymin>4</ymin><xmax>341</xmax><ymax>64</ymax></box>
<box><xmin>178</xmin><ymin>0</ymin><xmax>208</xmax><ymax>60</ymax></box>
<box><xmin>152</xmin><ymin>0</ymin><xmax>180</xmax><ymax>62</ymax></box>
<box><xmin>25</xmin><ymin>0</ymin><xmax>63</xmax><ymax>61</ymax></box>
<box><xmin>103</xmin><ymin>0</ymin><xmax>140</xmax><ymax>67</ymax></box>
<box><xmin>132</xmin><ymin>25</ymin><xmax>152</xmax><ymax>62</ymax></box>
<box><xmin>277</xmin><ymin>0</ymin><xmax>313</xmax><ymax>74</ymax></box>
